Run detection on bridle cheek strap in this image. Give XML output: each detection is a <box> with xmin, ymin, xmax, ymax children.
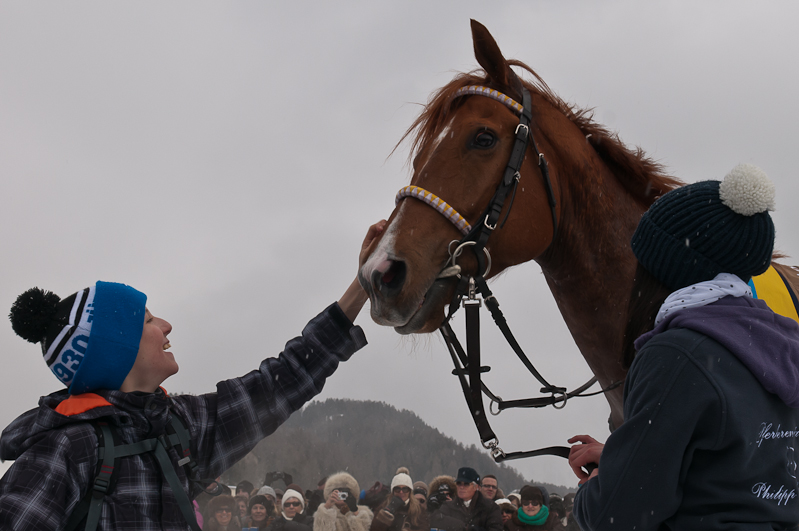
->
<box><xmin>392</xmin><ymin>85</ymin><xmax>607</xmax><ymax>466</ymax></box>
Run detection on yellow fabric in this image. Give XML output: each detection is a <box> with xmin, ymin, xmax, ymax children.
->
<box><xmin>751</xmin><ymin>266</ymin><xmax>799</xmax><ymax>324</ymax></box>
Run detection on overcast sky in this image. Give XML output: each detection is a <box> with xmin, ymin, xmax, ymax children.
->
<box><xmin>1</xmin><ymin>1</ymin><xmax>797</xmax><ymax>488</ymax></box>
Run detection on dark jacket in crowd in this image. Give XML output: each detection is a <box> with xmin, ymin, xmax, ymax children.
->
<box><xmin>432</xmin><ymin>491</ymin><xmax>503</xmax><ymax>531</ymax></box>
<box><xmin>268</xmin><ymin>513</ymin><xmax>315</xmax><ymax>531</ymax></box>
<box><xmin>371</xmin><ymin>499</ymin><xmax>429</xmax><ymax>531</ymax></box>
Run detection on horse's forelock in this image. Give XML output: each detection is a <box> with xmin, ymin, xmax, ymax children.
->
<box><xmin>398</xmin><ymin>62</ymin><xmax>681</xmax><ymax>205</ymax></box>
<box><xmin>395</xmin><ymin>71</ymin><xmax>489</xmax><ymax>166</ymax></box>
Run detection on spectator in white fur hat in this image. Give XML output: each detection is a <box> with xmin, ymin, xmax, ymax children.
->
<box><xmin>314</xmin><ymin>471</ymin><xmax>373</xmax><ymax>531</ymax></box>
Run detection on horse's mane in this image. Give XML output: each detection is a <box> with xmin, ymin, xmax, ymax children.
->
<box><xmin>399</xmin><ymin>60</ymin><xmax>682</xmax><ymax>206</ymax></box>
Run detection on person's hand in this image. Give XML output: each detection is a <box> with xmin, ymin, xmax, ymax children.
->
<box><xmin>386</xmin><ymin>495</ymin><xmax>404</xmax><ymax>514</ymax></box>
<box><xmin>344</xmin><ymin>494</ymin><xmax>358</xmax><ymax>513</ymax></box>
<box><xmin>339</xmin><ymin>220</ymin><xmax>387</xmax><ymax>323</ymax></box>
<box><xmin>325</xmin><ymin>490</ymin><xmax>341</xmax><ymax>510</ymax></box>
<box><xmin>359</xmin><ymin>219</ymin><xmax>387</xmax><ymax>267</ymax></box>
<box><xmin>568</xmin><ymin>434</ymin><xmax>603</xmax><ymax>485</ymax></box>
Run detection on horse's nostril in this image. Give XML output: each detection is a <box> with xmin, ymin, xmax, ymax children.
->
<box><xmin>379</xmin><ymin>261</ymin><xmax>406</xmax><ymax>294</ymax></box>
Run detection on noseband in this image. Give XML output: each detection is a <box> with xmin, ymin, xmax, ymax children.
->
<box><xmin>394</xmin><ymin>85</ymin><xmax>616</xmax><ymax>465</ymax></box>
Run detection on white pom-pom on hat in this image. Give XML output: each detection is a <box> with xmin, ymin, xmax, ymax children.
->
<box><xmin>719</xmin><ymin>163</ymin><xmax>775</xmax><ymax>216</ymax></box>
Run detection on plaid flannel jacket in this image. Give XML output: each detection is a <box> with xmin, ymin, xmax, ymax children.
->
<box><xmin>0</xmin><ymin>303</ymin><xmax>366</xmax><ymax>531</ymax></box>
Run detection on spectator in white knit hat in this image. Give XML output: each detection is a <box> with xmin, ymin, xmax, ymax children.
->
<box><xmin>370</xmin><ymin>468</ymin><xmax>428</xmax><ymax>531</ymax></box>
<box><xmin>267</xmin><ymin>488</ymin><xmax>314</xmax><ymax>531</ymax></box>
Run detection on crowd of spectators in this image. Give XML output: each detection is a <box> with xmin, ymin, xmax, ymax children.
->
<box><xmin>196</xmin><ymin>467</ymin><xmax>579</xmax><ymax>531</ymax></box>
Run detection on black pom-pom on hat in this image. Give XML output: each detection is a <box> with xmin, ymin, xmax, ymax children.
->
<box><xmin>9</xmin><ymin>287</ymin><xmax>61</xmax><ymax>344</ymax></box>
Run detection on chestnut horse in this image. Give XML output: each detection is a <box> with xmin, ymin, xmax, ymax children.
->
<box><xmin>358</xmin><ymin>20</ymin><xmax>799</xmax><ymax>430</ymax></box>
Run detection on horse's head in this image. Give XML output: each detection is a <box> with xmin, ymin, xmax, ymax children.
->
<box><xmin>359</xmin><ymin>21</ymin><xmax>569</xmax><ymax>333</ymax></box>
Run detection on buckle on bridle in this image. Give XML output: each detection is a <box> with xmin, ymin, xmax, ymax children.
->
<box><xmin>445</xmin><ymin>240</ymin><xmax>492</xmax><ymax>278</ymax></box>
<box><xmin>462</xmin><ymin>277</ymin><xmax>482</xmax><ymax>307</ymax></box>
<box><xmin>489</xmin><ymin>396</ymin><xmax>503</xmax><ymax>416</ymax></box>
<box><xmin>515</xmin><ymin>123</ymin><xmax>529</xmax><ymax>136</ymax></box>
<box><xmin>482</xmin><ymin>437</ymin><xmax>506</xmax><ymax>459</ymax></box>
<box><xmin>550</xmin><ymin>388</ymin><xmax>569</xmax><ymax>410</ymax></box>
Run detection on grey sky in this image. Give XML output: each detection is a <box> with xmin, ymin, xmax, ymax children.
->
<box><xmin>1</xmin><ymin>1</ymin><xmax>797</xmax><ymax>487</ymax></box>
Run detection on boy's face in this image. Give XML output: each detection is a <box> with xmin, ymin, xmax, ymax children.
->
<box><xmin>120</xmin><ymin>309</ymin><xmax>178</xmax><ymax>392</ymax></box>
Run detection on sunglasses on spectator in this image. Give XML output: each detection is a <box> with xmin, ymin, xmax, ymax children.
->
<box><xmin>521</xmin><ymin>500</ymin><xmax>540</xmax><ymax>507</ymax></box>
<box><xmin>503</xmin><ymin>510</ymin><xmax>515</xmax><ymax>515</ymax></box>
<box><xmin>482</xmin><ymin>485</ymin><xmax>497</xmax><ymax>490</ymax></box>
<box><xmin>284</xmin><ymin>501</ymin><xmax>302</xmax><ymax>507</ymax></box>
<box><xmin>215</xmin><ymin>508</ymin><xmax>232</xmax><ymax>514</ymax></box>
<box><xmin>455</xmin><ymin>482</ymin><xmax>472</xmax><ymax>487</ymax></box>
<box><xmin>393</xmin><ymin>487</ymin><xmax>411</xmax><ymax>493</ymax></box>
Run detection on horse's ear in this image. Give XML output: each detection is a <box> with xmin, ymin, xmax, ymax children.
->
<box><xmin>470</xmin><ymin>19</ymin><xmax>522</xmax><ymax>94</ymax></box>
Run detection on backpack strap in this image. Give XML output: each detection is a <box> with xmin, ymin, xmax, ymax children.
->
<box><xmin>163</xmin><ymin>413</ymin><xmax>223</xmax><ymax>496</ymax></box>
<box><xmin>152</xmin><ymin>433</ymin><xmax>202</xmax><ymax>531</ymax></box>
<box><xmin>165</xmin><ymin>413</ymin><xmax>200</xmax><ymax>477</ymax></box>
<box><xmin>64</xmin><ymin>411</ymin><xmax>203</xmax><ymax>531</ymax></box>
<box><xmin>64</xmin><ymin>422</ymin><xmax>121</xmax><ymax>531</ymax></box>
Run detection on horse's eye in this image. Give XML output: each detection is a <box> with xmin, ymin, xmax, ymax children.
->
<box><xmin>472</xmin><ymin>131</ymin><xmax>496</xmax><ymax>149</ymax></box>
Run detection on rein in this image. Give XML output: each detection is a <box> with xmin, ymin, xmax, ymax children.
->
<box><xmin>395</xmin><ymin>85</ymin><xmax>619</xmax><ymax>464</ymax></box>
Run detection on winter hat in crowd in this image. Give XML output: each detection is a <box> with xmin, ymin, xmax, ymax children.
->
<box><xmin>209</xmin><ymin>494</ymin><xmax>238</xmax><ymax>517</ymax></box>
<box><xmin>412</xmin><ymin>481</ymin><xmax>428</xmax><ymax>497</ymax></box>
<box><xmin>286</xmin><ymin>483</ymin><xmax>304</xmax><ymax>495</ymax></box>
<box><xmin>631</xmin><ymin>163</ymin><xmax>776</xmax><ymax>290</ymax></box>
<box><xmin>429</xmin><ymin>475</ymin><xmax>456</xmax><ymax>496</ymax></box>
<box><xmin>257</xmin><ymin>486</ymin><xmax>277</xmax><ymax>499</ymax></box>
<box><xmin>9</xmin><ymin>282</ymin><xmax>147</xmax><ymax>395</ymax></box>
<box><xmin>249</xmin><ymin>495</ymin><xmax>272</xmax><ymax>514</ymax></box>
<box><xmin>391</xmin><ymin>467</ymin><xmax>413</xmax><ymax>491</ymax></box>
<box><xmin>519</xmin><ymin>486</ymin><xmax>545</xmax><ymax>506</ymax></box>
<box><xmin>455</xmin><ymin>467</ymin><xmax>480</xmax><ymax>485</ymax></box>
<box><xmin>324</xmin><ymin>471</ymin><xmax>360</xmax><ymax>500</ymax></box>
<box><xmin>282</xmin><ymin>489</ymin><xmax>305</xmax><ymax>512</ymax></box>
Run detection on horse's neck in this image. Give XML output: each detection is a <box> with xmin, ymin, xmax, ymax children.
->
<box><xmin>537</xmin><ymin>164</ymin><xmax>646</xmax><ymax>427</ymax></box>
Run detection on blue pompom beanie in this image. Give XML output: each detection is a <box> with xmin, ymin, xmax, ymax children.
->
<box><xmin>9</xmin><ymin>281</ymin><xmax>147</xmax><ymax>394</ymax></box>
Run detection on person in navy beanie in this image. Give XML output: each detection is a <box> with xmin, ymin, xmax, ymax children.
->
<box><xmin>0</xmin><ymin>221</ymin><xmax>386</xmax><ymax>531</ymax></box>
<box><xmin>568</xmin><ymin>164</ymin><xmax>799</xmax><ymax>529</ymax></box>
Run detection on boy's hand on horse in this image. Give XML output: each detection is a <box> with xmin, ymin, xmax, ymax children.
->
<box><xmin>568</xmin><ymin>434</ymin><xmax>603</xmax><ymax>485</ymax></box>
<box><xmin>338</xmin><ymin>219</ymin><xmax>387</xmax><ymax>322</ymax></box>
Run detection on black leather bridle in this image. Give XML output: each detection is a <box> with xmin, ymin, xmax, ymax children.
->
<box><xmin>397</xmin><ymin>84</ymin><xmax>619</xmax><ymax>464</ymax></box>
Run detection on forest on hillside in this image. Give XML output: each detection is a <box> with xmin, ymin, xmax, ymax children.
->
<box><xmin>221</xmin><ymin>398</ymin><xmax>574</xmax><ymax>495</ymax></box>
